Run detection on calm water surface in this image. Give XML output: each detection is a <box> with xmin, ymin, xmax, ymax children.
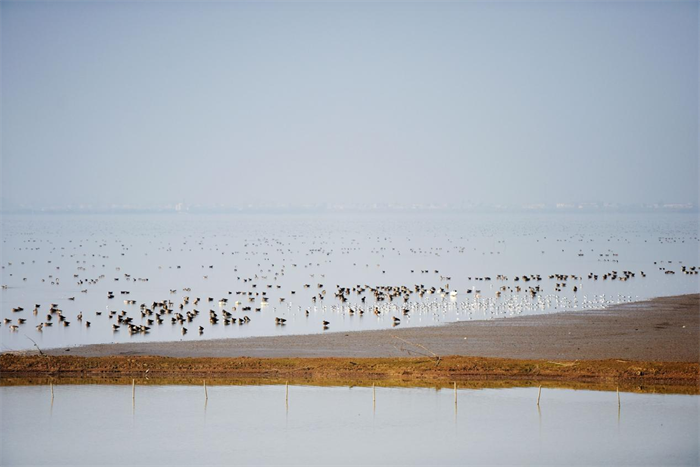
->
<box><xmin>0</xmin><ymin>384</ymin><xmax>697</xmax><ymax>465</ymax></box>
<box><xmin>2</xmin><ymin>212</ymin><xmax>699</xmax><ymax>350</ymax></box>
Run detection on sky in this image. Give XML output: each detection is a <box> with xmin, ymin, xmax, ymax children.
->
<box><xmin>1</xmin><ymin>1</ymin><xmax>698</xmax><ymax>209</ymax></box>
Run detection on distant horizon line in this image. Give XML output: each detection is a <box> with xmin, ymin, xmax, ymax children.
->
<box><xmin>1</xmin><ymin>201</ymin><xmax>698</xmax><ymax>215</ymax></box>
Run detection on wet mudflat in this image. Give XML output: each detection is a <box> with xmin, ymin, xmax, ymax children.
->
<box><xmin>43</xmin><ymin>294</ymin><xmax>700</xmax><ymax>363</ymax></box>
<box><xmin>1</xmin><ymin>384</ymin><xmax>697</xmax><ymax>465</ymax></box>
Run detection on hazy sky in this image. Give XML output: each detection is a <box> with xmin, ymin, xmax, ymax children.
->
<box><xmin>2</xmin><ymin>1</ymin><xmax>698</xmax><ymax>208</ymax></box>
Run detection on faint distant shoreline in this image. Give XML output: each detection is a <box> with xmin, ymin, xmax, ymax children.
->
<box><xmin>1</xmin><ymin>202</ymin><xmax>698</xmax><ymax>216</ymax></box>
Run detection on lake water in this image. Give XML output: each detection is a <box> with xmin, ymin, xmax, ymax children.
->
<box><xmin>2</xmin><ymin>212</ymin><xmax>699</xmax><ymax>350</ymax></box>
<box><xmin>0</xmin><ymin>384</ymin><xmax>697</xmax><ymax>465</ymax></box>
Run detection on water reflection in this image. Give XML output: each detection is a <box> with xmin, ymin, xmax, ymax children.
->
<box><xmin>1</xmin><ymin>384</ymin><xmax>697</xmax><ymax>466</ymax></box>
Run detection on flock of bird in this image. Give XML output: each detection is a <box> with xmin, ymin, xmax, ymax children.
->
<box><xmin>1</xmin><ymin>217</ymin><xmax>699</xmax><ymax>349</ymax></box>
<box><xmin>3</xmin><ymin>263</ymin><xmax>698</xmax><ymax>340</ymax></box>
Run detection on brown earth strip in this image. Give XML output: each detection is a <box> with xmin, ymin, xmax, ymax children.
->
<box><xmin>1</xmin><ymin>354</ymin><xmax>698</xmax><ymax>394</ymax></box>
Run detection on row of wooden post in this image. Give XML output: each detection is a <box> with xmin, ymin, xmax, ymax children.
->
<box><xmin>51</xmin><ymin>381</ymin><xmax>622</xmax><ymax>407</ymax></box>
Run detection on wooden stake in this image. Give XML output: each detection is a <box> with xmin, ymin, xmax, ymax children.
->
<box><xmin>373</xmin><ymin>383</ymin><xmax>376</xmax><ymax>403</ymax></box>
<box><xmin>617</xmin><ymin>386</ymin><xmax>620</xmax><ymax>407</ymax></box>
<box><xmin>132</xmin><ymin>379</ymin><xmax>135</xmax><ymax>401</ymax></box>
<box><xmin>50</xmin><ymin>382</ymin><xmax>54</xmax><ymax>399</ymax></box>
<box><xmin>454</xmin><ymin>382</ymin><xmax>457</xmax><ymax>405</ymax></box>
<box><xmin>285</xmin><ymin>381</ymin><xmax>289</xmax><ymax>404</ymax></box>
<box><xmin>204</xmin><ymin>380</ymin><xmax>208</xmax><ymax>400</ymax></box>
<box><xmin>537</xmin><ymin>385</ymin><xmax>542</xmax><ymax>406</ymax></box>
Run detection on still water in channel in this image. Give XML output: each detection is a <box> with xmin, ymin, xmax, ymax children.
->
<box><xmin>1</xmin><ymin>384</ymin><xmax>698</xmax><ymax>465</ymax></box>
<box><xmin>2</xmin><ymin>212</ymin><xmax>699</xmax><ymax>350</ymax></box>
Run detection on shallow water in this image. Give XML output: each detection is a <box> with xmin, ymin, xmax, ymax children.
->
<box><xmin>0</xmin><ymin>384</ymin><xmax>697</xmax><ymax>465</ymax></box>
<box><xmin>2</xmin><ymin>212</ymin><xmax>699</xmax><ymax>350</ymax></box>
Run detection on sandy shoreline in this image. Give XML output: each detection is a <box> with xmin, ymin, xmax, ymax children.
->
<box><xmin>31</xmin><ymin>293</ymin><xmax>699</xmax><ymax>362</ymax></box>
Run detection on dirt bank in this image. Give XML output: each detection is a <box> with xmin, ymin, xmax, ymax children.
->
<box><xmin>1</xmin><ymin>354</ymin><xmax>698</xmax><ymax>394</ymax></box>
